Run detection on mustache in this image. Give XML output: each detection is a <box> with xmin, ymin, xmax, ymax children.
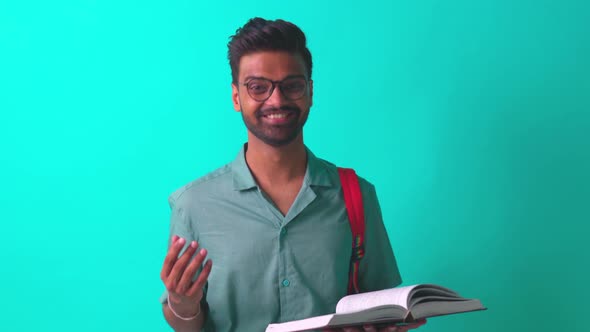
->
<box><xmin>255</xmin><ymin>105</ymin><xmax>301</xmax><ymax>117</ymax></box>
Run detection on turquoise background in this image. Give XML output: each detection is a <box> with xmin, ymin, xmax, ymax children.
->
<box><xmin>1</xmin><ymin>1</ymin><xmax>588</xmax><ymax>331</ymax></box>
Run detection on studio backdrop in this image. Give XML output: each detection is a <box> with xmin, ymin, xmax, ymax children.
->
<box><xmin>1</xmin><ymin>1</ymin><xmax>588</xmax><ymax>331</ymax></box>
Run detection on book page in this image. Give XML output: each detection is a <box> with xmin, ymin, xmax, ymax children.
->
<box><xmin>335</xmin><ymin>285</ymin><xmax>420</xmax><ymax>314</ymax></box>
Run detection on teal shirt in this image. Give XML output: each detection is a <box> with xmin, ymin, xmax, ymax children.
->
<box><xmin>161</xmin><ymin>145</ymin><xmax>402</xmax><ymax>331</ymax></box>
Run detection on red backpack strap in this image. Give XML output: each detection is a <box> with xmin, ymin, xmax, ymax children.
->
<box><xmin>337</xmin><ymin>167</ymin><xmax>366</xmax><ymax>295</ymax></box>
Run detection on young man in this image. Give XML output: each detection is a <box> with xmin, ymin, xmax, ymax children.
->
<box><xmin>159</xmin><ymin>18</ymin><xmax>426</xmax><ymax>332</ymax></box>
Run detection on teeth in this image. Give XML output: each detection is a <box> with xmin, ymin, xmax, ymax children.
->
<box><xmin>266</xmin><ymin>113</ymin><xmax>288</xmax><ymax>119</ymax></box>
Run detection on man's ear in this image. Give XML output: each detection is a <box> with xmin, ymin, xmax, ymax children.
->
<box><xmin>232</xmin><ymin>83</ymin><xmax>241</xmax><ymax>111</ymax></box>
<box><xmin>309</xmin><ymin>80</ymin><xmax>314</xmax><ymax>107</ymax></box>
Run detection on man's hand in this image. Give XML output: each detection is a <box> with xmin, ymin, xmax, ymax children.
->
<box><xmin>160</xmin><ymin>235</ymin><xmax>213</xmax><ymax>317</ymax></box>
<box><xmin>323</xmin><ymin>319</ymin><xmax>427</xmax><ymax>332</ymax></box>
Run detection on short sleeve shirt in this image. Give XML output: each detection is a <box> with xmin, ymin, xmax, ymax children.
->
<box><xmin>160</xmin><ymin>145</ymin><xmax>402</xmax><ymax>331</ymax></box>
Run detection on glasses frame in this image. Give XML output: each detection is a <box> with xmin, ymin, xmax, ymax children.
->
<box><xmin>241</xmin><ymin>76</ymin><xmax>310</xmax><ymax>102</ymax></box>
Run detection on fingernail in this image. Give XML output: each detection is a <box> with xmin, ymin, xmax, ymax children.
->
<box><xmin>200</xmin><ymin>248</ymin><xmax>207</xmax><ymax>255</ymax></box>
<box><xmin>172</xmin><ymin>235</ymin><xmax>179</xmax><ymax>242</ymax></box>
<box><xmin>190</xmin><ymin>241</ymin><xmax>197</xmax><ymax>248</ymax></box>
<box><xmin>178</xmin><ymin>238</ymin><xmax>185</xmax><ymax>245</ymax></box>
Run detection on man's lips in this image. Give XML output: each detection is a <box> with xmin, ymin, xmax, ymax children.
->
<box><xmin>260</xmin><ymin>111</ymin><xmax>295</xmax><ymax>124</ymax></box>
<box><xmin>262</xmin><ymin>111</ymin><xmax>291</xmax><ymax>118</ymax></box>
<box><xmin>256</xmin><ymin>106</ymin><xmax>300</xmax><ymax>124</ymax></box>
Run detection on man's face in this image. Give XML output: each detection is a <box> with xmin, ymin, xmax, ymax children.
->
<box><xmin>232</xmin><ymin>51</ymin><xmax>313</xmax><ymax>147</ymax></box>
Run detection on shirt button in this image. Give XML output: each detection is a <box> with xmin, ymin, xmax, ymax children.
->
<box><xmin>280</xmin><ymin>228</ymin><xmax>287</xmax><ymax>236</ymax></box>
<box><xmin>282</xmin><ymin>279</ymin><xmax>290</xmax><ymax>287</ymax></box>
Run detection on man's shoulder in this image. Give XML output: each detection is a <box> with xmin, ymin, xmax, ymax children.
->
<box><xmin>356</xmin><ymin>173</ymin><xmax>376</xmax><ymax>194</ymax></box>
<box><xmin>312</xmin><ymin>153</ymin><xmax>377</xmax><ymax>195</ymax></box>
<box><xmin>168</xmin><ymin>163</ymin><xmax>233</xmax><ymax>206</ymax></box>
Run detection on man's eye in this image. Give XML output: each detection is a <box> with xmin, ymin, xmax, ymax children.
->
<box><xmin>282</xmin><ymin>82</ymin><xmax>305</xmax><ymax>92</ymax></box>
<box><xmin>249</xmin><ymin>84</ymin><xmax>268</xmax><ymax>93</ymax></box>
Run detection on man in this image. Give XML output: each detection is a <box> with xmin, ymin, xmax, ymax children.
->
<box><xmin>159</xmin><ymin>18</ymin><xmax>426</xmax><ymax>332</ymax></box>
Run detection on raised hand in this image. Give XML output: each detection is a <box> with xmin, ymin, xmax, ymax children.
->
<box><xmin>160</xmin><ymin>235</ymin><xmax>213</xmax><ymax>318</ymax></box>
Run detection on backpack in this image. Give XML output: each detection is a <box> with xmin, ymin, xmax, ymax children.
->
<box><xmin>337</xmin><ymin>168</ymin><xmax>365</xmax><ymax>295</ymax></box>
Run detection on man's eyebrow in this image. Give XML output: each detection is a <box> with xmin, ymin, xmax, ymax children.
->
<box><xmin>243</xmin><ymin>75</ymin><xmax>265</xmax><ymax>81</ymax></box>
<box><xmin>243</xmin><ymin>74</ymin><xmax>307</xmax><ymax>81</ymax></box>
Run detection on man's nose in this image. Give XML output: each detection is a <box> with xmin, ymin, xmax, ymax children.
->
<box><xmin>265</xmin><ymin>85</ymin><xmax>287</xmax><ymax>105</ymax></box>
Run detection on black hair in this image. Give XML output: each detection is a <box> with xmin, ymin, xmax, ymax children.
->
<box><xmin>228</xmin><ymin>17</ymin><xmax>312</xmax><ymax>84</ymax></box>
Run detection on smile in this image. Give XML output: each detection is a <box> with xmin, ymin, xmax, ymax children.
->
<box><xmin>265</xmin><ymin>113</ymin><xmax>289</xmax><ymax>119</ymax></box>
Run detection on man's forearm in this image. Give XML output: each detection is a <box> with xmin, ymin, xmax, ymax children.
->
<box><xmin>162</xmin><ymin>303</ymin><xmax>205</xmax><ymax>332</ymax></box>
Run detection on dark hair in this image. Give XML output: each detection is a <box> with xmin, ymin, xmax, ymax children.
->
<box><xmin>228</xmin><ymin>17</ymin><xmax>312</xmax><ymax>84</ymax></box>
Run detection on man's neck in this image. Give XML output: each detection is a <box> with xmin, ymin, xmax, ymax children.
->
<box><xmin>244</xmin><ymin>136</ymin><xmax>307</xmax><ymax>186</ymax></box>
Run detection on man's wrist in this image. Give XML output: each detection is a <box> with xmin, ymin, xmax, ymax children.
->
<box><xmin>167</xmin><ymin>294</ymin><xmax>201</xmax><ymax>319</ymax></box>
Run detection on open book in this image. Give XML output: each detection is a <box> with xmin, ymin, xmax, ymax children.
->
<box><xmin>265</xmin><ymin>284</ymin><xmax>486</xmax><ymax>332</ymax></box>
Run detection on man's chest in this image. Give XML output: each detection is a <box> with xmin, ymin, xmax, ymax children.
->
<box><xmin>258</xmin><ymin>178</ymin><xmax>304</xmax><ymax>216</ymax></box>
<box><xmin>189</xmin><ymin>188</ymin><xmax>355</xmax><ymax>329</ymax></box>
<box><xmin>188</xmin><ymin>188</ymin><xmax>353</xmax><ymax>276</ymax></box>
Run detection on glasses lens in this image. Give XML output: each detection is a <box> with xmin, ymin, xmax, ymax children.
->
<box><xmin>246</xmin><ymin>79</ymin><xmax>272</xmax><ymax>101</ymax></box>
<box><xmin>280</xmin><ymin>78</ymin><xmax>307</xmax><ymax>100</ymax></box>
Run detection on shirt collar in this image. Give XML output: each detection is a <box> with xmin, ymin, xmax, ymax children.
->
<box><xmin>231</xmin><ymin>143</ymin><xmax>335</xmax><ymax>191</ymax></box>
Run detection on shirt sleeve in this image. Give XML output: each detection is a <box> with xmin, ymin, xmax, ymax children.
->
<box><xmin>358</xmin><ymin>181</ymin><xmax>403</xmax><ymax>292</ymax></box>
<box><xmin>159</xmin><ymin>194</ymin><xmax>197</xmax><ymax>304</ymax></box>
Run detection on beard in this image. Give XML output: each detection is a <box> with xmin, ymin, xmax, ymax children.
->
<box><xmin>241</xmin><ymin>105</ymin><xmax>308</xmax><ymax>147</ymax></box>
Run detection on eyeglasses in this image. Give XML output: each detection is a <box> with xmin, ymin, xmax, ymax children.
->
<box><xmin>241</xmin><ymin>76</ymin><xmax>309</xmax><ymax>102</ymax></box>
